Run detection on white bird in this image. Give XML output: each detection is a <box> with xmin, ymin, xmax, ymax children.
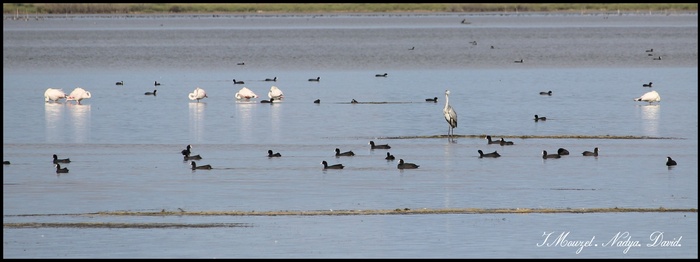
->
<box><xmin>268</xmin><ymin>86</ymin><xmax>284</xmax><ymax>99</ymax></box>
<box><xmin>66</xmin><ymin>87</ymin><xmax>92</xmax><ymax>105</ymax></box>
<box><xmin>634</xmin><ymin>90</ymin><xmax>661</xmax><ymax>104</ymax></box>
<box><xmin>443</xmin><ymin>90</ymin><xmax>458</xmax><ymax>139</ymax></box>
<box><xmin>188</xmin><ymin>87</ymin><xmax>208</xmax><ymax>102</ymax></box>
<box><xmin>44</xmin><ymin>88</ymin><xmax>67</xmax><ymax>103</ymax></box>
<box><xmin>235</xmin><ymin>87</ymin><xmax>258</xmax><ymax>100</ymax></box>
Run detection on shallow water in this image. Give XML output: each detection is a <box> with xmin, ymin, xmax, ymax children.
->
<box><xmin>3</xmin><ymin>12</ymin><xmax>698</xmax><ymax>258</ymax></box>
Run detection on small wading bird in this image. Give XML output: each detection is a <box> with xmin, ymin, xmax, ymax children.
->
<box><xmin>499</xmin><ymin>138</ymin><xmax>514</xmax><ymax>146</ymax></box>
<box><xmin>53</xmin><ymin>154</ymin><xmax>70</xmax><ymax>164</ymax></box>
<box><xmin>397</xmin><ymin>159</ymin><xmax>419</xmax><ymax>169</ymax></box>
<box><xmin>55</xmin><ymin>163</ymin><xmax>69</xmax><ymax>173</ymax></box>
<box><xmin>557</xmin><ymin>148</ymin><xmax>570</xmax><ymax>155</ymax></box>
<box><xmin>666</xmin><ymin>157</ymin><xmax>677</xmax><ymax>166</ymax></box>
<box><xmin>385</xmin><ymin>152</ymin><xmax>395</xmax><ymax>160</ymax></box>
<box><xmin>443</xmin><ymin>90</ymin><xmax>457</xmax><ymax>140</ymax></box>
<box><xmin>369</xmin><ymin>141</ymin><xmax>391</xmax><ymax>149</ymax></box>
<box><xmin>321</xmin><ymin>161</ymin><xmax>344</xmax><ymax>169</ymax></box>
<box><xmin>335</xmin><ymin>148</ymin><xmax>355</xmax><ymax>157</ymax></box>
<box><xmin>582</xmin><ymin>147</ymin><xmax>599</xmax><ymax>156</ymax></box>
<box><xmin>542</xmin><ymin>150</ymin><xmax>561</xmax><ymax>159</ymax></box>
<box><xmin>478</xmin><ymin>150</ymin><xmax>501</xmax><ymax>158</ymax></box>
<box><xmin>268</xmin><ymin>150</ymin><xmax>281</xmax><ymax>157</ymax></box>
<box><xmin>190</xmin><ymin>161</ymin><xmax>212</xmax><ymax>170</ymax></box>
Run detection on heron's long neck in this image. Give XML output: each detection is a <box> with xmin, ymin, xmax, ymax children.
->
<box><xmin>444</xmin><ymin>93</ymin><xmax>450</xmax><ymax>109</ymax></box>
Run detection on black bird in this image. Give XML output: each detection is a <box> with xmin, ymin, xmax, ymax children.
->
<box><xmin>115</xmin><ymin>81</ymin><xmax>124</xmax><ymax>86</ymax></box>
<box><xmin>425</xmin><ymin>97</ymin><xmax>438</xmax><ymax>102</ymax></box>
<box><xmin>485</xmin><ymin>135</ymin><xmax>500</xmax><ymax>145</ymax></box>
<box><xmin>514</xmin><ymin>59</ymin><xmax>523</xmax><ymax>63</ymax></box>
<box><xmin>145</xmin><ymin>90</ymin><xmax>157</xmax><ymax>96</ymax></box>
<box><xmin>55</xmin><ymin>163</ymin><xmax>69</xmax><ymax>173</ymax></box>
<box><xmin>582</xmin><ymin>147</ymin><xmax>599</xmax><ymax>156</ymax></box>
<box><xmin>499</xmin><ymin>138</ymin><xmax>514</xmax><ymax>146</ymax></box>
<box><xmin>335</xmin><ymin>148</ymin><xmax>355</xmax><ymax>157</ymax></box>
<box><xmin>53</xmin><ymin>154</ymin><xmax>70</xmax><ymax>164</ymax></box>
<box><xmin>653</xmin><ymin>56</ymin><xmax>662</xmax><ymax>60</ymax></box>
<box><xmin>542</xmin><ymin>150</ymin><xmax>561</xmax><ymax>159</ymax></box>
<box><xmin>351</xmin><ymin>99</ymin><xmax>359</xmax><ymax>104</ymax></box>
<box><xmin>265</xmin><ymin>77</ymin><xmax>277</xmax><ymax>82</ymax></box>
<box><xmin>540</xmin><ymin>91</ymin><xmax>552</xmax><ymax>95</ymax></box>
<box><xmin>369</xmin><ymin>141</ymin><xmax>391</xmax><ymax>149</ymax></box>
<box><xmin>268</xmin><ymin>150</ymin><xmax>281</xmax><ymax>157</ymax></box>
<box><xmin>260</xmin><ymin>98</ymin><xmax>274</xmax><ymax>103</ymax></box>
<box><xmin>154</xmin><ymin>81</ymin><xmax>161</xmax><ymax>86</ymax></box>
<box><xmin>557</xmin><ymin>148</ymin><xmax>570</xmax><ymax>155</ymax></box>
<box><xmin>408</xmin><ymin>46</ymin><xmax>415</xmax><ymax>50</ymax></box>
<box><xmin>646</xmin><ymin>48</ymin><xmax>654</xmax><ymax>52</ymax></box>
<box><xmin>385</xmin><ymin>152</ymin><xmax>395</xmax><ymax>160</ymax></box>
<box><xmin>190</xmin><ymin>161</ymin><xmax>212</xmax><ymax>170</ymax></box>
<box><xmin>237</xmin><ymin>61</ymin><xmax>245</xmax><ymax>65</ymax></box>
<box><xmin>321</xmin><ymin>160</ymin><xmax>344</xmax><ymax>169</ymax></box>
<box><xmin>666</xmin><ymin>157</ymin><xmax>677</xmax><ymax>166</ymax></box>
<box><xmin>308</xmin><ymin>77</ymin><xmax>320</xmax><ymax>82</ymax></box>
<box><xmin>643</xmin><ymin>82</ymin><xmax>653</xmax><ymax>87</ymax></box>
<box><xmin>3</xmin><ymin>161</ymin><xmax>10</xmax><ymax>165</ymax></box>
<box><xmin>397</xmin><ymin>159</ymin><xmax>419</xmax><ymax>169</ymax></box>
<box><xmin>233</xmin><ymin>79</ymin><xmax>245</xmax><ymax>84</ymax></box>
<box><xmin>313</xmin><ymin>99</ymin><xmax>320</xmax><ymax>104</ymax></box>
<box><xmin>184</xmin><ymin>154</ymin><xmax>202</xmax><ymax>161</ymax></box>
<box><xmin>478</xmin><ymin>150</ymin><xmax>501</xmax><ymax>158</ymax></box>
<box><xmin>534</xmin><ymin>115</ymin><xmax>547</xmax><ymax>121</ymax></box>
<box><xmin>375</xmin><ymin>73</ymin><xmax>388</xmax><ymax>77</ymax></box>
<box><xmin>181</xmin><ymin>144</ymin><xmax>192</xmax><ymax>156</ymax></box>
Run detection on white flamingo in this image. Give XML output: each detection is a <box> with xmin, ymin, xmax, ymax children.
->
<box><xmin>443</xmin><ymin>90</ymin><xmax>458</xmax><ymax>139</ymax></box>
<box><xmin>188</xmin><ymin>87</ymin><xmax>208</xmax><ymax>102</ymax></box>
<box><xmin>66</xmin><ymin>87</ymin><xmax>92</xmax><ymax>105</ymax></box>
<box><xmin>44</xmin><ymin>88</ymin><xmax>67</xmax><ymax>103</ymax></box>
<box><xmin>235</xmin><ymin>87</ymin><xmax>258</xmax><ymax>100</ymax></box>
<box><xmin>634</xmin><ymin>90</ymin><xmax>661</xmax><ymax>104</ymax></box>
<box><xmin>268</xmin><ymin>86</ymin><xmax>284</xmax><ymax>99</ymax></box>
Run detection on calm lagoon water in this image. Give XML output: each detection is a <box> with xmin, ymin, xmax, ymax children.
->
<box><xmin>3</xmin><ymin>12</ymin><xmax>698</xmax><ymax>258</ymax></box>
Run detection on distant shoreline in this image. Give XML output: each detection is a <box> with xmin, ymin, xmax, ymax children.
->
<box><xmin>3</xmin><ymin>3</ymin><xmax>697</xmax><ymax>15</ymax></box>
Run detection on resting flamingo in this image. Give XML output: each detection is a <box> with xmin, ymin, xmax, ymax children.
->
<box><xmin>634</xmin><ymin>90</ymin><xmax>661</xmax><ymax>104</ymax></box>
<box><xmin>44</xmin><ymin>88</ymin><xmax>67</xmax><ymax>103</ymax></box>
<box><xmin>235</xmin><ymin>87</ymin><xmax>258</xmax><ymax>100</ymax></box>
<box><xmin>188</xmin><ymin>87</ymin><xmax>208</xmax><ymax>102</ymax></box>
<box><xmin>268</xmin><ymin>86</ymin><xmax>284</xmax><ymax>99</ymax></box>
<box><xmin>66</xmin><ymin>87</ymin><xmax>92</xmax><ymax>105</ymax></box>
